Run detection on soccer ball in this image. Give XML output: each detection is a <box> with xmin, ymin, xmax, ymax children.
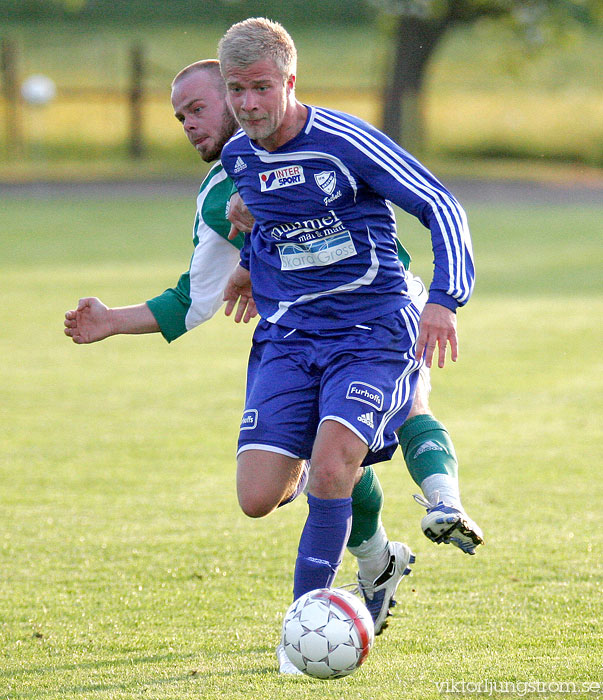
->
<box><xmin>281</xmin><ymin>588</ymin><xmax>375</xmax><ymax>679</ymax></box>
<box><xmin>21</xmin><ymin>75</ymin><xmax>56</xmax><ymax>105</ymax></box>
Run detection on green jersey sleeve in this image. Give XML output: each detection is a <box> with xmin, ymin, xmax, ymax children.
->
<box><xmin>146</xmin><ymin>162</ymin><xmax>242</xmax><ymax>342</ymax></box>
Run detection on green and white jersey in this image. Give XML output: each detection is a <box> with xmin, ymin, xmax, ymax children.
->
<box><xmin>146</xmin><ymin>161</ymin><xmax>245</xmax><ymax>343</ymax></box>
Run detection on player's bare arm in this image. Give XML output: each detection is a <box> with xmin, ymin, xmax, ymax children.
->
<box><xmin>223</xmin><ymin>265</ymin><xmax>257</xmax><ymax>323</ymax></box>
<box><xmin>64</xmin><ymin>297</ymin><xmax>159</xmax><ymax>344</ymax></box>
<box><xmin>415</xmin><ymin>302</ymin><xmax>458</xmax><ymax>369</ymax></box>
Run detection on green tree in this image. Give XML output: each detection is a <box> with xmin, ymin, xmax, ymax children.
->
<box><xmin>373</xmin><ymin>0</ymin><xmax>601</xmax><ymax>152</ymax></box>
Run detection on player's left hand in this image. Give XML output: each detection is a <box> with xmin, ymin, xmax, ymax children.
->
<box><xmin>415</xmin><ymin>303</ymin><xmax>458</xmax><ymax>368</ymax></box>
<box><xmin>223</xmin><ymin>265</ymin><xmax>257</xmax><ymax>323</ymax></box>
<box><xmin>227</xmin><ymin>192</ymin><xmax>255</xmax><ymax>240</ymax></box>
<box><xmin>64</xmin><ymin>297</ymin><xmax>113</xmax><ymax>343</ymax></box>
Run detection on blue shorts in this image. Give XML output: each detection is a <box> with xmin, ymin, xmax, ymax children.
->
<box><xmin>237</xmin><ymin>303</ymin><xmax>423</xmax><ymax>466</ymax></box>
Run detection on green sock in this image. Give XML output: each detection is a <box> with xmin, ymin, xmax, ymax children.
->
<box><xmin>347</xmin><ymin>467</ymin><xmax>383</xmax><ymax>548</ymax></box>
<box><xmin>398</xmin><ymin>414</ymin><xmax>458</xmax><ymax>486</ymax></box>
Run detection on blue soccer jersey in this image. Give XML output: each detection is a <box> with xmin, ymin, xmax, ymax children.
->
<box><xmin>221</xmin><ymin>105</ymin><xmax>474</xmax><ymax>330</ymax></box>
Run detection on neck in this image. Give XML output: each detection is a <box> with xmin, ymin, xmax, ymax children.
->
<box><xmin>259</xmin><ymin>100</ymin><xmax>307</xmax><ymax>152</ymax></box>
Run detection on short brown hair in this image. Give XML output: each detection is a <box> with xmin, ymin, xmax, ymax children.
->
<box><xmin>171</xmin><ymin>59</ymin><xmax>225</xmax><ymax>92</ymax></box>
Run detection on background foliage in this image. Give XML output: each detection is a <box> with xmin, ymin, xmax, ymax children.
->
<box><xmin>2</xmin><ymin>16</ymin><xmax>602</xmax><ymax>177</ymax></box>
<box><xmin>1</xmin><ymin>0</ymin><xmax>374</xmax><ymax>23</ymax></box>
<box><xmin>1</xmin><ymin>0</ymin><xmax>602</xmax><ymax>175</ymax></box>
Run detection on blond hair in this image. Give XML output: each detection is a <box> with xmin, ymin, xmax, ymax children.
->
<box><xmin>218</xmin><ymin>17</ymin><xmax>297</xmax><ymax>80</ymax></box>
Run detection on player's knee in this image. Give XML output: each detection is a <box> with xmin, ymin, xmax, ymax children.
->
<box><xmin>237</xmin><ymin>450</ymin><xmax>299</xmax><ymax>517</ymax></box>
<box><xmin>238</xmin><ymin>493</ymin><xmax>272</xmax><ymax>518</ymax></box>
<box><xmin>308</xmin><ymin>462</ymin><xmax>355</xmax><ymax>499</ymax></box>
<box><xmin>238</xmin><ymin>489</ymin><xmax>277</xmax><ymax>518</ymax></box>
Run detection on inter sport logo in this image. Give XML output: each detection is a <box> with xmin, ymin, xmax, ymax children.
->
<box><xmin>259</xmin><ymin>165</ymin><xmax>305</xmax><ymax>192</ymax></box>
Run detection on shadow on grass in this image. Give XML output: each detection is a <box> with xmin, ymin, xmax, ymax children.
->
<box><xmin>0</xmin><ymin>651</ymin><xmax>196</xmax><ymax>679</ymax></box>
<box><xmin>1</xmin><ymin>649</ymin><xmax>297</xmax><ymax>697</ymax></box>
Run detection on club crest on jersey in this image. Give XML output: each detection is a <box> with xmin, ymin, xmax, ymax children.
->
<box><xmin>314</xmin><ymin>170</ymin><xmax>336</xmax><ymax>196</ymax></box>
<box><xmin>240</xmin><ymin>409</ymin><xmax>258</xmax><ymax>430</ymax></box>
<box><xmin>259</xmin><ymin>165</ymin><xmax>305</xmax><ymax>192</ymax></box>
<box><xmin>346</xmin><ymin>382</ymin><xmax>384</xmax><ymax>411</ymax></box>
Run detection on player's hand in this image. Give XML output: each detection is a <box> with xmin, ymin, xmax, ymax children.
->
<box><xmin>227</xmin><ymin>192</ymin><xmax>255</xmax><ymax>240</ymax></box>
<box><xmin>64</xmin><ymin>297</ymin><xmax>114</xmax><ymax>344</ymax></box>
<box><xmin>223</xmin><ymin>265</ymin><xmax>257</xmax><ymax>323</ymax></box>
<box><xmin>415</xmin><ymin>303</ymin><xmax>458</xmax><ymax>368</ymax></box>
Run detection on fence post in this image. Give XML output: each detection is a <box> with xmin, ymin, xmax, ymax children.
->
<box><xmin>1</xmin><ymin>37</ymin><xmax>23</xmax><ymax>159</ymax></box>
<box><xmin>128</xmin><ymin>43</ymin><xmax>145</xmax><ymax>159</ymax></box>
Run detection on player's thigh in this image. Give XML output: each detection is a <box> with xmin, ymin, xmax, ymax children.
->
<box><xmin>400</xmin><ymin>279</ymin><xmax>431</xmax><ymax>419</ymax></box>
<box><xmin>237</xmin><ymin>449</ymin><xmax>304</xmax><ymax>518</ymax></box>
<box><xmin>238</xmin><ymin>326</ymin><xmax>320</xmax><ymax>460</ymax></box>
<box><xmin>319</xmin><ymin>309</ymin><xmax>421</xmax><ymax>465</ymax></box>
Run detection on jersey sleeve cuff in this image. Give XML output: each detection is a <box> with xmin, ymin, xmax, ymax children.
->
<box><xmin>426</xmin><ymin>290</ymin><xmax>459</xmax><ymax>312</ymax></box>
<box><xmin>146</xmin><ymin>294</ymin><xmax>188</xmax><ymax>343</ymax></box>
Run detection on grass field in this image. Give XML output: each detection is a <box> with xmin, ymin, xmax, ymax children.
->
<box><xmin>1</xmin><ymin>193</ymin><xmax>602</xmax><ymax>699</ymax></box>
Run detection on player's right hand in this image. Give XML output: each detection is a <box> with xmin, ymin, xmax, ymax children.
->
<box><xmin>415</xmin><ymin>302</ymin><xmax>458</xmax><ymax>368</ymax></box>
<box><xmin>223</xmin><ymin>266</ymin><xmax>257</xmax><ymax>323</ymax></box>
<box><xmin>227</xmin><ymin>192</ymin><xmax>255</xmax><ymax>240</ymax></box>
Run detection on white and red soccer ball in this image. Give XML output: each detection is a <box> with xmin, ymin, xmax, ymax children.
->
<box><xmin>281</xmin><ymin>587</ymin><xmax>375</xmax><ymax>679</ymax></box>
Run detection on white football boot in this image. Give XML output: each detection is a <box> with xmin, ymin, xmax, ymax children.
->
<box><xmin>276</xmin><ymin>643</ymin><xmax>303</xmax><ymax>675</ymax></box>
<box><xmin>344</xmin><ymin>541</ymin><xmax>415</xmax><ymax>635</ymax></box>
<box><xmin>414</xmin><ymin>493</ymin><xmax>484</xmax><ymax>554</ymax></box>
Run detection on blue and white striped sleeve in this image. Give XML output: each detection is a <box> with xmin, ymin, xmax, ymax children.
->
<box><xmin>379</xmin><ymin>149</ymin><xmax>474</xmax><ymax>311</ymax></box>
<box><xmin>381</xmin><ymin>154</ymin><xmax>475</xmax><ymax>312</ymax></box>
<box><xmin>313</xmin><ymin>110</ymin><xmax>475</xmax><ymax>311</ymax></box>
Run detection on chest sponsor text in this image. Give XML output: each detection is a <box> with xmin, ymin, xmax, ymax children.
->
<box><xmin>277</xmin><ymin>231</ymin><xmax>356</xmax><ymax>270</ymax></box>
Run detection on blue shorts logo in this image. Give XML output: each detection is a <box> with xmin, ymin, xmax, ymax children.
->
<box><xmin>240</xmin><ymin>409</ymin><xmax>258</xmax><ymax>430</ymax></box>
<box><xmin>346</xmin><ymin>382</ymin><xmax>384</xmax><ymax>411</ymax></box>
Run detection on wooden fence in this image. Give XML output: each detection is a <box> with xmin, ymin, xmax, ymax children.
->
<box><xmin>0</xmin><ymin>37</ymin><xmax>381</xmax><ymax>162</ymax></box>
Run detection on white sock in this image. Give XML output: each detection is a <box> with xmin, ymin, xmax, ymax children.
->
<box><xmin>420</xmin><ymin>474</ymin><xmax>463</xmax><ymax>510</ymax></box>
<box><xmin>347</xmin><ymin>524</ymin><xmax>390</xmax><ymax>583</ymax></box>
